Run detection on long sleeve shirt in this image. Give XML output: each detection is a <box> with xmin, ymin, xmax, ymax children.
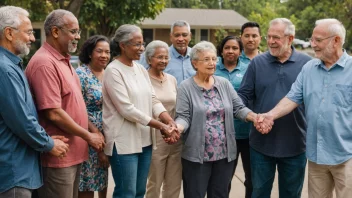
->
<box><xmin>0</xmin><ymin>47</ymin><xmax>54</xmax><ymax>193</ymax></box>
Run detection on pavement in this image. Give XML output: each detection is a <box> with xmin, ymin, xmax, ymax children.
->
<box><xmin>95</xmin><ymin>157</ymin><xmax>316</xmax><ymax>198</ymax></box>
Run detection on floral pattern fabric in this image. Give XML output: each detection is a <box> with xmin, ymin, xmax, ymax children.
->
<box><xmin>203</xmin><ymin>86</ymin><xmax>227</xmax><ymax>162</ymax></box>
<box><xmin>76</xmin><ymin>65</ymin><xmax>108</xmax><ymax>191</ymax></box>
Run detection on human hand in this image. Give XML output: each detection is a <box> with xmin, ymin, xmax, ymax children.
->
<box><xmin>87</xmin><ymin>132</ymin><xmax>105</xmax><ymax>152</ymax></box>
<box><xmin>255</xmin><ymin>113</ymin><xmax>274</xmax><ymax>134</ymax></box>
<box><xmin>49</xmin><ymin>136</ymin><xmax>69</xmax><ymax>158</ymax></box>
<box><xmin>163</xmin><ymin>128</ymin><xmax>180</xmax><ymax>144</ymax></box>
<box><xmin>98</xmin><ymin>151</ymin><xmax>110</xmax><ymax>169</ymax></box>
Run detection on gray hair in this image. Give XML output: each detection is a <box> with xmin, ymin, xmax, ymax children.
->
<box><xmin>315</xmin><ymin>18</ymin><xmax>345</xmax><ymax>45</ymax></box>
<box><xmin>112</xmin><ymin>24</ymin><xmax>142</xmax><ymax>56</ymax></box>
<box><xmin>145</xmin><ymin>40</ymin><xmax>169</xmax><ymax>64</ymax></box>
<box><xmin>269</xmin><ymin>18</ymin><xmax>295</xmax><ymax>36</ymax></box>
<box><xmin>170</xmin><ymin>20</ymin><xmax>190</xmax><ymax>33</ymax></box>
<box><xmin>44</xmin><ymin>9</ymin><xmax>75</xmax><ymax>36</ymax></box>
<box><xmin>190</xmin><ymin>41</ymin><xmax>216</xmax><ymax>61</ymax></box>
<box><xmin>0</xmin><ymin>6</ymin><xmax>29</xmax><ymax>37</ymax></box>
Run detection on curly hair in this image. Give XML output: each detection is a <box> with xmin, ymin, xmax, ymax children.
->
<box><xmin>79</xmin><ymin>35</ymin><xmax>109</xmax><ymax>64</ymax></box>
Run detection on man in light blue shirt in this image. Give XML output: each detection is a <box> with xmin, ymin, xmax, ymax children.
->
<box><xmin>139</xmin><ymin>20</ymin><xmax>195</xmax><ymax>85</ymax></box>
<box><xmin>257</xmin><ymin>18</ymin><xmax>352</xmax><ymax>198</ymax></box>
<box><xmin>0</xmin><ymin>6</ymin><xmax>68</xmax><ymax>198</ymax></box>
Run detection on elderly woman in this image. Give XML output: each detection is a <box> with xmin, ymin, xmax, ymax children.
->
<box><xmin>143</xmin><ymin>41</ymin><xmax>182</xmax><ymax>198</ymax></box>
<box><xmin>76</xmin><ymin>35</ymin><xmax>110</xmax><ymax>198</ymax></box>
<box><xmin>214</xmin><ymin>36</ymin><xmax>253</xmax><ymax>198</ymax></box>
<box><xmin>102</xmin><ymin>24</ymin><xmax>179</xmax><ymax>198</ymax></box>
<box><xmin>175</xmin><ymin>41</ymin><xmax>257</xmax><ymax>198</ymax></box>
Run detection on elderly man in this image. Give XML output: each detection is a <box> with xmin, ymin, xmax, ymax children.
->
<box><xmin>257</xmin><ymin>19</ymin><xmax>352</xmax><ymax>198</ymax></box>
<box><xmin>0</xmin><ymin>6</ymin><xmax>69</xmax><ymax>198</ymax></box>
<box><xmin>240</xmin><ymin>21</ymin><xmax>262</xmax><ymax>64</ymax></box>
<box><xmin>25</xmin><ymin>10</ymin><xmax>105</xmax><ymax>198</ymax></box>
<box><xmin>238</xmin><ymin>18</ymin><xmax>311</xmax><ymax>198</ymax></box>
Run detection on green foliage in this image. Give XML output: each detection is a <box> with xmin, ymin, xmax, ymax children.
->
<box><xmin>214</xmin><ymin>28</ymin><xmax>228</xmax><ymax>46</ymax></box>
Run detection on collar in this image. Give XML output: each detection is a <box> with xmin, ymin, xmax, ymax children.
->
<box><xmin>216</xmin><ymin>57</ymin><xmax>246</xmax><ymax>72</ymax></box>
<box><xmin>170</xmin><ymin>45</ymin><xmax>191</xmax><ymax>58</ymax></box>
<box><xmin>43</xmin><ymin>42</ymin><xmax>71</xmax><ymax>61</ymax></box>
<box><xmin>191</xmin><ymin>76</ymin><xmax>221</xmax><ymax>91</ymax></box>
<box><xmin>0</xmin><ymin>46</ymin><xmax>23</xmax><ymax>68</ymax></box>
<box><xmin>268</xmin><ymin>46</ymin><xmax>298</xmax><ymax>63</ymax></box>
<box><xmin>240</xmin><ymin>50</ymin><xmax>261</xmax><ymax>60</ymax></box>
<box><xmin>315</xmin><ymin>50</ymin><xmax>349</xmax><ymax>69</ymax></box>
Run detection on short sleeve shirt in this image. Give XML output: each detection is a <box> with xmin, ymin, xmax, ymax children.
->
<box><xmin>25</xmin><ymin>42</ymin><xmax>88</xmax><ymax>168</ymax></box>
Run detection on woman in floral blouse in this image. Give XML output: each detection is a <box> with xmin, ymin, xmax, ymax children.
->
<box><xmin>174</xmin><ymin>41</ymin><xmax>258</xmax><ymax>198</ymax></box>
<box><xmin>76</xmin><ymin>35</ymin><xmax>110</xmax><ymax>198</ymax></box>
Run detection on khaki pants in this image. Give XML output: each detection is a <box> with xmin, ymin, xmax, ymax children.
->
<box><xmin>146</xmin><ymin>131</ymin><xmax>182</xmax><ymax>198</ymax></box>
<box><xmin>38</xmin><ymin>164</ymin><xmax>82</xmax><ymax>198</ymax></box>
<box><xmin>308</xmin><ymin>159</ymin><xmax>352</xmax><ymax>198</ymax></box>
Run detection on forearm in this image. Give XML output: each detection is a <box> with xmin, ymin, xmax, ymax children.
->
<box><xmin>148</xmin><ymin>118</ymin><xmax>168</xmax><ymax>130</ymax></box>
<box><xmin>44</xmin><ymin>108</ymin><xmax>90</xmax><ymax>141</ymax></box>
<box><xmin>88</xmin><ymin>120</ymin><xmax>100</xmax><ymax>134</ymax></box>
<box><xmin>245</xmin><ymin>111</ymin><xmax>257</xmax><ymax>122</ymax></box>
<box><xmin>269</xmin><ymin>97</ymin><xmax>299</xmax><ymax>120</ymax></box>
<box><xmin>158</xmin><ymin>111</ymin><xmax>174</xmax><ymax>124</ymax></box>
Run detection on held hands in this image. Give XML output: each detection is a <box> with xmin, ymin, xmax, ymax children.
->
<box><xmin>87</xmin><ymin>132</ymin><xmax>106</xmax><ymax>152</ymax></box>
<box><xmin>49</xmin><ymin>135</ymin><xmax>69</xmax><ymax>158</ymax></box>
<box><xmin>254</xmin><ymin>113</ymin><xmax>274</xmax><ymax>134</ymax></box>
<box><xmin>160</xmin><ymin>122</ymin><xmax>180</xmax><ymax>144</ymax></box>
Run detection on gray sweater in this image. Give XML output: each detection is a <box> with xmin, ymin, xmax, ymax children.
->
<box><xmin>175</xmin><ymin>76</ymin><xmax>252</xmax><ymax>163</ymax></box>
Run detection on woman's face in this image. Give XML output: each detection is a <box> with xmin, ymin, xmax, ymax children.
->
<box><xmin>90</xmin><ymin>41</ymin><xmax>110</xmax><ymax>69</ymax></box>
<box><xmin>149</xmin><ymin>47</ymin><xmax>169</xmax><ymax>72</ymax></box>
<box><xmin>123</xmin><ymin>32</ymin><xmax>145</xmax><ymax>61</ymax></box>
<box><xmin>193</xmin><ymin>50</ymin><xmax>217</xmax><ymax>76</ymax></box>
<box><xmin>221</xmin><ymin>39</ymin><xmax>241</xmax><ymax>63</ymax></box>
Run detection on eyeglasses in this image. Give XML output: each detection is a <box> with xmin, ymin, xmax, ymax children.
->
<box><xmin>264</xmin><ymin>35</ymin><xmax>288</xmax><ymax>41</ymax></box>
<box><xmin>152</xmin><ymin>56</ymin><xmax>170</xmax><ymax>61</ymax></box>
<box><xmin>197</xmin><ymin>57</ymin><xmax>217</xmax><ymax>64</ymax></box>
<box><xmin>7</xmin><ymin>27</ymin><xmax>35</xmax><ymax>36</ymax></box>
<box><xmin>309</xmin><ymin>35</ymin><xmax>335</xmax><ymax>44</ymax></box>
<box><xmin>58</xmin><ymin>26</ymin><xmax>82</xmax><ymax>36</ymax></box>
<box><xmin>127</xmin><ymin>42</ymin><xmax>146</xmax><ymax>49</ymax></box>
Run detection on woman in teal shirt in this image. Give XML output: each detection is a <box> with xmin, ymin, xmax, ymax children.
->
<box><xmin>214</xmin><ymin>36</ymin><xmax>252</xmax><ymax>198</ymax></box>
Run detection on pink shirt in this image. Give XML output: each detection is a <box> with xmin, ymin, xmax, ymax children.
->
<box><xmin>25</xmin><ymin>42</ymin><xmax>88</xmax><ymax>168</ymax></box>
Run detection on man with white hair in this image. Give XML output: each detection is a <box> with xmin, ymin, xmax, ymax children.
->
<box><xmin>0</xmin><ymin>6</ymin><xmax>69</xmax><ymax>198</ymax></box>
<box><xmin>257</xmin><ymin>18</ymin><xmax>352</xmax><ymax>198</ymax></box>
<box><xmin>25</xmin><ymin>9</ymin><xmax>105</xmax><ymax>198</ymax></box>
<box><xmin>238</xmin><ymin>18</ymin><xmax>311</xmax><ymax>198</ymax></box>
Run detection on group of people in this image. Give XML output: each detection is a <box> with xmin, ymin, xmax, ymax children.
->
<box><xmin>0</xmin><ymin>5</ymin><xmax>351</xmax><ymax>198</ymax></box>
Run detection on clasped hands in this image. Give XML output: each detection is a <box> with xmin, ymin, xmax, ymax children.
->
<box><xmin>160</xmin><ymin>121</ymin><xmax>180</xmax><ymax>144</ymax></box>
<box><xmin>254</xmin><ymin>113</ymin><xmax>274</xmax><ymax>134</ymax></box>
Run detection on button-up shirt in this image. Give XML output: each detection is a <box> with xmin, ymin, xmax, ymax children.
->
<box><xmin>138</xmin><ymin>45</ymin><xmax>195</xmax><ymax>85</ymax></box>
<box><xmin>239</xmin><ymin>50</ymin><xmax>261</xmax><ymax>64</ymax></box>
<box><xmin>287</xmin><ymin>51</ymin><xmax>352</xmax><ymax>165</ymax></box>
<box><xmin>238</xmin><ymin>47</ymin><xmax>311</xmax><ymax>157</ymax></box>
<box><xmin>0</xmin><ymin>46</ymin><xmax>54</xmax><ymax>193</ymax></box>
<box><xmin>215</xmin><ymin>57</ymin><xmax>251</xmax><ymax>139</ymax></box>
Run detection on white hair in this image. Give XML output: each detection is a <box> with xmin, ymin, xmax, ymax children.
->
<box><xmin>315</xmin><ymin>18</ymin><xmax>345</xmax><ymax>45</ymax></box>
<box><xmin>170</xmin><ymin>20</ymin><xmax>190</xmax><ymax>33</ymax></box>
<box><xmin>0</xmin><ymin>6</ymin><xmax>29</xmax><ymax>38</ymax></box>
<box><xmin>111</xmin><ymin>24</ymin><xmax>142</xmax><ymax>56</ymax></box>
<box><xmin>190</xmin><ymin>41</ymin><xmax>216</xmax><ymax>61</ymax></box>
<box><xmin>144</xmin><ymin>40</ymin><xmax>169</xmax><ymax>64</ymax></box>
<box><xmin>269</xmin><ymin>18</ymin><xmax>295</xmax><ymax>36</ymax></box>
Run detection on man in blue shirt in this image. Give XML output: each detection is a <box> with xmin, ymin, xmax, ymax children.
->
<box><xmin>239</xmin><ymin>22</ymin><xmax>262</xmax><ymax>64</ymax></box>
<box><xmin>139</xmin><ymin>20</ymin><xmax>195</xmax><ymax>85</ymax></box>
<box><xmin>257</xmin><ymin>19</ymin><xmax>352</xmax><ymax>198</ymax></box>
<box><xmin>238</xmin><ymin>18</ymin><xmax>311</xmax><ymax>198</ymax></box>
<box><xmin>0</xmin><ymin>6</ymin><xmax>69</xmax><ymax>198</ymax></box>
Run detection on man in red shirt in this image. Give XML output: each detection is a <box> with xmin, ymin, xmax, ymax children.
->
<box><xmin>25</xmin><ymin>9</ymin><xmax>105</xmax><ymax>198</ymax></box>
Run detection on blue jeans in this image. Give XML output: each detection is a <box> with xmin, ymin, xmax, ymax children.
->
<box><xmin>250</xmin><ymin>147</ymin><xmax>306</xmax><ymax>198</ymax></box>
<box><xmin>109</xmin><ymin>145</ymin><xmax>152</xmax><ymax>198</ymax></box>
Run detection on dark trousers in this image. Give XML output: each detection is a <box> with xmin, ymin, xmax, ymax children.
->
<box><xmin>182</xmin><ymin>158</ymin><xmax>234</xmax><ymax>198</ymax></box>
<box><xmin>228</xmin><ymin>138</ymin><xmax>252</xmax><ymax>198</ymax></box>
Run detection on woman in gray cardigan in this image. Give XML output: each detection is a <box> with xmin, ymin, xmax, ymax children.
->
<box><xmin>175</xmin><ymin>41</ymin><xmax>258</xmax><ymax>198</ymax></box>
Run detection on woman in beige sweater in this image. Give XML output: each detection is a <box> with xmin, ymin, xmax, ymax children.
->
<box><xmin>144</xmin><ymin>41</ymin><xmax>182</xmax><ymax>198</ymax></box>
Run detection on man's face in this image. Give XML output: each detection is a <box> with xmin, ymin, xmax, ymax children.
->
<box><xmin>12</xmin><ymin>15</ymin><xmax>35</xmax><ymax>56</ymax></box>
<box><xmin>241</xmin><ymin>27</ymin><xmax>261</xmax><ymax>52</ymax></box>
<box><xmin>267</xmin><ymin>23</ymin><xmax>292</xmax><ymax>58</ymax></box>
<box><xmin>170</xmin><ymin>26</ymin><xmax>191</xmax><ymax>52</ymax></box>
<box><xmin>310</xmin><ymin>24</ymin><xmax>336</xmax><ymax>61</ymax></box>
<box><xmin>57</xmin><ymin>14</ymin><xmax>80</xmax><ymax>54</ymax></box>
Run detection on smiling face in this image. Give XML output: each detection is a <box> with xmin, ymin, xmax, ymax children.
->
<box><xmin>122</xmin><ymin>31</ymin><xmax>145</xmax><ymax>61</ymax></box>
<box><xmin>170</xmin><ymin>26</ymin><xmax>191</xmax><ymax>54</ymax></box>
<box><xmin>90</xmin><ymin>41</ymin><xmax>110</xmax><ymax>69</ymax></box>
<box><xmin>192</xmin><ymin>50</ymin><xmax>217</xmax><ymax>76</ymax></box>
<box><xmin>310</xmin><ymin>24</ymin><xmax>337</xmax><ymax>61</ymax></box>
<box><xmin>149</xmin><ymin>47</ymin><xmax>169</xmax><ymax>72</ymax></box>
<box><xmin>267</xmin><ymin>22</ymin><xmax>292</xmax><ymax>58</ymax></box>
<box><xmin>10</xmin><ymin>15</ymin><xmax>35</xmax><ymax>56</ymax></box>
<box><xmin>221</xmin><ymin>39</ymin><xmax>241</xmax><ymax>64</ymax></box>
<box><xmin>56</xmin><ymin>14</ymin><xmax>80</xmax><ymax>54</ymax></box>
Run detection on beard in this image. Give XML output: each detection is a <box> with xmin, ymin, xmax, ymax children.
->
<box><xmin>14</xmin><ymin>39</ymin><xmax>30</xmax><ymax>56</ymax></box>
<box><xmin>68</xmin><ymin>40</ymin><xmax>78</xmax><ymax>53</ymax></box>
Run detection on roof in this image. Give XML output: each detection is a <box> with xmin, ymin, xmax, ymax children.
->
<box><xmin>139</xmin><ymin>8</ymin><xmax>248</xmax><ymax>29</ymax></box>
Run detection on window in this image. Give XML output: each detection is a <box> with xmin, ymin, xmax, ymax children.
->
<box><xmin>201</xmin><ymin>29</ymin><xmax>209</xmax><ymax>41</ymax></box>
